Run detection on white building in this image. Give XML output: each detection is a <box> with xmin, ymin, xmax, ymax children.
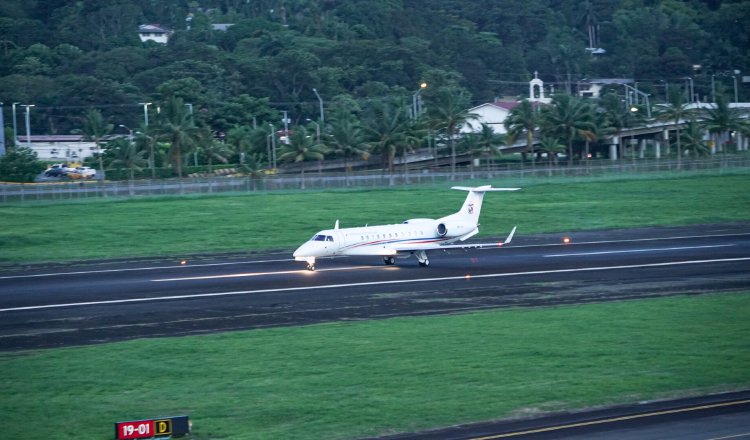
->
<box><xmin>460</xmin><ymin>101</ymin><xmax>519</xmax><ymax>135</ymax></box>
<box><xmin>138</xmin><ymin>24</ymin><xmax>172</xmax><ymax>44</ymax></box>
<box><xmin>17</xmin><ymin>135</ymin><xmax>101</xmax><ymax>160</ymax></box>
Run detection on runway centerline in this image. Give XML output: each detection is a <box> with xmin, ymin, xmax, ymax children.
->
<box><xmin>544</xmin><ymin>244</ymin><xmax>735</xmax><ymax>258</ymax></box>
<box><xmin>2</xmin><ymin>256</ymin><xmax>748</xmax><ymax>313</ymax></box>
<box><xmin>152</xmin><ymin>265</ymin><xmax>388</xmax><ymax>282</ymax></box>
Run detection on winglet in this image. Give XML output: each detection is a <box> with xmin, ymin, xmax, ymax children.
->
<box><xmin>504</xmin><ymin>226</ymin><xmax>517</xmax><ymax>245</ymax></box>
<box><xmin>334</xmin><ymin>220</ymin><xmax>339</xmax><ymax>230</ymax></box>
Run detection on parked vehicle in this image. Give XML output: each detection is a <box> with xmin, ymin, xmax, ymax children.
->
<box><xmin>44</xmin><ymin>167</ymin><xmax>66</xmax><ymax>177</ymax></box>
<box><xmin>67</xmin><ymin>167</ymin><xmax>96</xmax><ymax>179</ymax></box>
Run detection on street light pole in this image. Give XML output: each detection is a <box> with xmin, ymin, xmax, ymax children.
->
<box><xmin>22</xmin><ymin>104</ymin><xmax>34</xmax><ymax>148</ymax></box>
<box><xmin>269</xmin><ymin>123</ymin><xmax>277</xmax><ymax>170</ymax></box>
<box><xmin>683</xmin><ymin>77</ymin><xmax>694</xmax><ymax>103</ymax></box>
<box><xmin>411</xmin><ymin>82</ymin><xmax>427</xmax><ymax>120</ymax></box>
<box><xmin>0</xmin><ymin>101</ymin><xmax>5</xmax><ymax>156</ymax></box>
<box><xmin>306</xmin><ymin>118</ymin><xmax>320</xmax><ymax>143</ymax></box>
<box><xmin>139</xmin><ymin>102</ymin><xmax>152</xmax><ymax>127</ymax></box>
<box><xmin>622</xmin><ymin>84</ymin><xmax>651</xmax><ymax>118</ymax></box>
<box><xmin>11</xmin><ymin>102</ymin><xmax>19</xmax><ymax>146</ymax></box>
<box><xmin>312</xmin><ymin>88</ymin><xmax>324</xmax><ymax>125</ymax></box>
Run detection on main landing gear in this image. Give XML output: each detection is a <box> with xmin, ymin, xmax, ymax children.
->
<box><xmin>415</xmin><ymin>250</ymin><xmax>430</xmax><ymax>267</ymax></box>
<box><xmin>384</xmin><ymin>253</ymin><xmax>429</xmax><ymax>267</ymax></box>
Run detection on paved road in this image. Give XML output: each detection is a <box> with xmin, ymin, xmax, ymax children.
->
<box><xmin>1</xmin><ymin>223</ymin><xmax>748</xmax><ymax>351</ymax></box>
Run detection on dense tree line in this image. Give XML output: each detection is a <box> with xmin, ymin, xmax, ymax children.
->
<box><xmin>0</xmin><ymin>0</ymin><xmax>748</xmax><ymax>180</ymax></box>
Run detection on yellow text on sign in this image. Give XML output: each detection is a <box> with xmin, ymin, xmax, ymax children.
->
<box><xmin>154</xmin><ymin>419</ymin><xmax>172</xmax><ymax>436</ymax></box>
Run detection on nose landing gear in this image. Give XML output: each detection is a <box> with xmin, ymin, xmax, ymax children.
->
<box><xmin>305</xmin><ymin>257</ymin><xmax>316</xmax><ymax>271</ymax></box>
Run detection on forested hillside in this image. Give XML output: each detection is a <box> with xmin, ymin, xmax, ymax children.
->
<box><xmin>1</xmin><ymin>0</ymin><xmax>747</xmax><ymax>135</ymax></box>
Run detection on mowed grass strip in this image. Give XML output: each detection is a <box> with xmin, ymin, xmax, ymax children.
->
<box><xmin>1</xmin><ymin>293</ymin><xmax>749</xmax><ymax>439</ymax></box>
<box><xmin>1</xmin><ymin>173</ymin><xmax>749</xmax><ymax>264</ymax></box>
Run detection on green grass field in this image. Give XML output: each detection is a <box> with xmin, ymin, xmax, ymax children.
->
<box><xmin>2</xmin><ymin>293</ymin><xmax>749</xmax><ymax>439</ymax></box>
<box><xmin>2</xmin><ymin>171</ymin><xmax>749</xmax><ymax>439</ymax></box>
<box><xmin>1</xmin><ymin>172</ymin><xmax>749</xmax><ymax>264</ymax></box>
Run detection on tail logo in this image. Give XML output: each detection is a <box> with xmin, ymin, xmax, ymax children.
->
<box><xmin>467</xmin><ymin>203</ymin><xmax>474</xmax><ymax>214</ymax></box>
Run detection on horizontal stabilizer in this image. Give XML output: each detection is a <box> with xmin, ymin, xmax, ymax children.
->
<box><xmin>451</xmin><ymin>186</ymin><xmax>520</xmax><ymax>192</ymax></box>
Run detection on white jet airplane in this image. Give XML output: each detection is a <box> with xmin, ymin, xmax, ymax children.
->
<box><xmin>293</xmin><ymin>185</ymin><xmax>519</xmax><ymax>270</ymax></box>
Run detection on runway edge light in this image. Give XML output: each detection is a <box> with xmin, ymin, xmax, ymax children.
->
<box><xmin>115</xmin><ymin>415</ymin><xmax>190</xmax><ymax>439</ymax></box>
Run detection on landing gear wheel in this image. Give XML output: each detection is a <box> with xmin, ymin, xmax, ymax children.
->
<box><xmin>415</xmin><ymin>250</ymin><xmax>429</xmax><ymax>267</ymax></box>
<box><xmin>307</xmin><ymin>263</ymin><xmax>315</xmax><ymax>271</ymax></box>
<box><xmin>384</xmin><ymin>256</ymin><xmax>396</xmax><ymax>265</ymax></box>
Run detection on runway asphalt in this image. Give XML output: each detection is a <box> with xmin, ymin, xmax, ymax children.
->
<box><xmin>2</xmin><ymin>223</ymin><xmax>749</xmax><ymax>439</ymax></box>
<box><xmin>1</xmin><ymin>223</ymin><xmax>749</xmax><ymax>351</ymax></box>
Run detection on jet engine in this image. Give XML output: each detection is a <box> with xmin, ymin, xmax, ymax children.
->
<box><xmin>435</xmin><ymin>221</ymin><xmax>475</xmax><ymax>238</ymax></box>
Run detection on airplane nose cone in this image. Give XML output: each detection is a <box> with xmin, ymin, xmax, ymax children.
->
<box><xmin>293</xmin><ymin>242</ymin><xmax>317</xmax><ymax>258</ymax></box>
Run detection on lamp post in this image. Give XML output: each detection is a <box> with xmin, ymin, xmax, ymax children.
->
<box><xmin>119</xmin><ymin>124</ymin><xmax>134</xmax><ymax>143</ymax></box>
<box><xmin>312</xmin><ymin>88</ymin><xmax>324</xmax><ymax>125</ymax></box>
<box><xmin>0</xmin><ymin>101</ymin><xmax>5</xmax><ymax>155</ymax></box>
<box><xmin>411</xmin><ymin>82</ymin><xmax>427</xmax><ymax>119</ymax></box>
<box><xmin>11</xmin><ymin>102</ymin><xmax>19</xmax><ymax>146</ymax></box>
<box><xmin>269</xmin><ymin>123</ymin><xmax>277</xmax><ymax>170</ymax></box>
<box><xmin>732</xmin><ymin>72</ymin><xmax>739</xmax><ymax>103</ymax></box>
<box><xmin>622</xmin><ymin>84</ymin><xmax>651</xmax><ymax>118</ymax></box>
<box><xmin>22</xmin><ymin>104</ymin><xmax>34</xmax><ymax>147</ymax></box>
<box><xmin>412</xmin><ymin>82</ymin><xmax>427</xmax><ymax>120</ymax></box>
<box><xmin>139</xmin><ymin>102</ymin><xmax>152</xmax><ymax>127</ymax></box>
<box><xmin>682</xmin><ymin>77</ymin><xmax>694</xmax><ymax>103</ymax></box>
<box><xmin>306</xmin><ymin>118</ymin><xmax>320</xmax><ymax>143</ymax></box>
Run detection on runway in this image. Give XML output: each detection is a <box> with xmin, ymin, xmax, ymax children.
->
<box><xmin>1</xmin><ymin>223</ymin><xmax>749</xmax><ymax>351</ymax></box>
<box><xmin>2</xmin><ymin>223</ymin><xmax>749</xmax><ymax>439</ymax></box>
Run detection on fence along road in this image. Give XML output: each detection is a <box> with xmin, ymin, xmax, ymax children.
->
<box><xmin>2</xmin><ymin>157</ymin><xmax>749</xmax><ymax>203</ymax></box>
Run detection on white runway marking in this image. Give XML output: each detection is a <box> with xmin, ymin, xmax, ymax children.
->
<box><xmin>0</xmin><ymin>258</ymin><xmax>294</xmax><ymax>280</ymax></box>
<box><xmin>544</xmin><ymin>244</ymin><xmax>735</xmax><ymax>258</ymax></box>
<box><xmin>152</xmin><ymin>266</ymin><xmax>381</xmax><ymax>282</ymax></box>
<box><xmin>2</xmin><ymin>257</ymin><xmax>749</xmax><ymax>313</ymax></box>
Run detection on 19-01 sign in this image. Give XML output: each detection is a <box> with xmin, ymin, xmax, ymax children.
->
<box><xmin>115</xmin><ymin>416</ymin><xmax>189</xmax><ymax>439</ymax></box>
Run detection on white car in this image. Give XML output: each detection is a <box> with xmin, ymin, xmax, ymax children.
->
<box><xmin>71</xmin><ymin>167</ymin><xmax>97</xmax><ymax>179</ymax></box>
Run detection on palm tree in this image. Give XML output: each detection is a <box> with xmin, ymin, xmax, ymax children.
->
<box><xmin>240</xmin><ymin>153</ymin><xmax>266</xmax><ymax>191</ymax></box>
<box><xmin>540</xmin><ymin>94</ymin><xmax>595</xmax><ymax>166</ymax></box>
<box><xmin>537</xmin><ymin>136</ymin><xmax>566</xmax><ymax>176</ymax></box>
<box><xmin>681</xmin><ymin>119</ymin><xmax>710</xmax><ymax>158</ymax></box>
<box><xmin>153</xmin><ymin>96</ymin><xmax>201</xmax><ymax>177</ymax></box>
<box><xmin>81</xmin><ymin>109</ymin><xmax>113</xmax><ymax>180</ymax></box>
<box><xmin>700</xmin><ymin>93</ymin><xmax>747</xmax><ymax>157</ymax></box>
<box><xmin>504</xmin><ymin>100</ymin><xmax>539</xmax><ymax>167</ymax></box>
<box><xmin>362</xmin><ymin>97</ymin><xmax>414</xmax><ymax>185</ymax></box>
<box><xmin>425</xmin><ymin>87</ymin><xmax>478</xmax><ymax>179</ymax></box>
<box><xmin>278</xmin><ymin>126</ymin><xmax>327</xmax><ymax>188</ymax></box>
<box><xmin>197</xmin><ymin>129</ymin><xmax>232</xmax><ymax>173</ymax></box>
<box><xmin>474</xmin><ymin>122</ymin><xmax>505</xmax><ymax>172</ymax></box>
<box><xmin>134</xmin><ymin>127</ymin><xmax>157</xmax><ymax>179</ymax></box>
<box><xmin>107</xmin><ymin>137</ymin><xmax>148</xmax><ymax>194</ymax></box>
<box><xmin>327</xmin><ymin>108</ymin><xmax>368</xmax><ymax>186</ymax></box>
<box><xmin>656</xmin><ymin>86</ymin><xmax>693</xmax><ymax>169</ymax></box>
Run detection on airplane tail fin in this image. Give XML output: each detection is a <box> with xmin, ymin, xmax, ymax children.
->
<box><xmin>450</xmin><ymin>185</ymin><xmax>520</xmax><ymax>224</ymax></box>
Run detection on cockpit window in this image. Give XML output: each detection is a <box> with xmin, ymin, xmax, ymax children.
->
<box><xmin>311</xmin><ymin>234</ymin><xmax>334</xmax><ymax>242</ymax></box>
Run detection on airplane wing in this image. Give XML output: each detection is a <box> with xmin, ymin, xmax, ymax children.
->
<box><xmin>437</xmin><ymin>226</ymin><xmax>517</xmax><ymax>250</ymax></box>
<box><xmin>387</xmin><ymin>226</ymin><xmax>517</xmax><ymax>253</ymax></box>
